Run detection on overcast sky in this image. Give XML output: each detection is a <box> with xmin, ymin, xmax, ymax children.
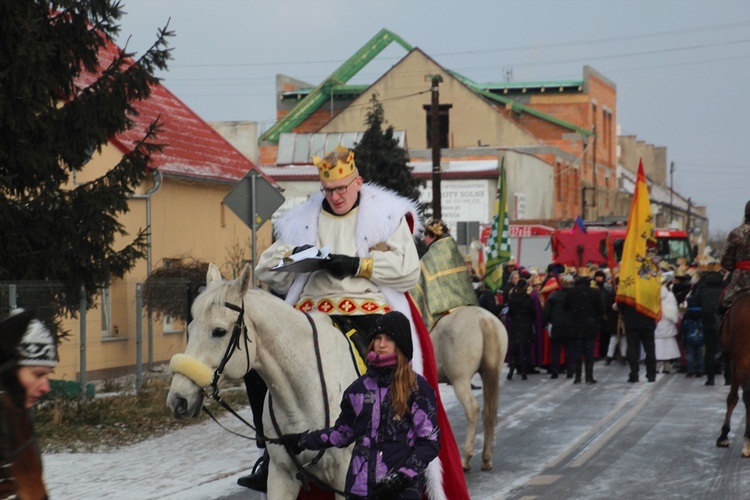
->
<box><xmin>115</xmin><ymin>0</ymin><xmax>749</xmax><ymax>234</ymax></box>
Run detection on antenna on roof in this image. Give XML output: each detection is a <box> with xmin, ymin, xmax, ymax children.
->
<box><xmin>503</xmin><ymin>67</ymin><xmax>514</xmax><ymax>83</ymax></box>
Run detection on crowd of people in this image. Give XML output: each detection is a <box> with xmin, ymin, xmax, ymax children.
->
<box><xmin>472</xmin><ymin>252</ymin><xmax>735</xmax><ymax>387</ymax></box>
<box><xmin>3</xmin><ymin>138</ymin><xmax>748</xmax><ymax>500</ymax></box>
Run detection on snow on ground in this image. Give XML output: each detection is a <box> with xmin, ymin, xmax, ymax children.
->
<box><xmin>44</xmin><ymin>405</ymin><xmax>262</xmax><ymax>500</ymax></box>
<box><xmin>43</xmin><ymin>384</ymin><xmax>466</xmax><ymax>499</ymax></box>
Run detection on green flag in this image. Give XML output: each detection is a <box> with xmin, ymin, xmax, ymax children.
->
<box><xmin>484</xmin><ymin>158</ymin><xmax>511</xmax><ymax>292</ymax></box>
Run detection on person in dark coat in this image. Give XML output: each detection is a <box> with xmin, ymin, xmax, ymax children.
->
<box><xmin>692</xmin><ymin>262</ymin><xmax>726</xmax><ymax>386</ymax></box>
<box><xmin>565</xmin><ymin>270</ymin><xmax>604</xmax><ymax>383</ymax></box>
<box><xmin>276</xmin><ymin>311</ymin><xmax>440</xmax><ymax>499</ymax></box>
<box><xmin>543</xmin><ymin>274</ymin><xmax>575</xmax><ymax>379</ymax></box>
<box><xmin>593</xmin><ymin>269</ymin><xmax>612</xmax><ymax>359</ymax></box>
<box><xmin>720</xmin><ymin>199</ymin><xmax>750</xmax><ymax>312</ymax></box>
<box><xmin>506</xmin><ymin>278</ymin><xmax>539</xmax><ymax>380</ymax></box>
<box><xmin>620</xmin><ymin>303</ymin><xmax>657</xmax><ymax>383</ymax></box>
<box><xmin>477</xmin><ymin>285</ymin><xmax>502</xmax><ymax>317</ymax></box>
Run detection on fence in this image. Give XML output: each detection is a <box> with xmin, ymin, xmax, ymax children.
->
<box><xmin>1</xmin><ymin>278</ymin><xmax>192</xmax><ymax>397</ymax></box>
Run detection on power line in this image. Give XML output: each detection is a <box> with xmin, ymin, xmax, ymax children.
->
<box><xmin>677</xmin><ymin>162</ymin><xmax>750</xmax><ymax>169</ymax></box>
<box><xmin>160</xmin><ymin>50</ymin><xmax>750</xmax><ymax>89</ymax></box>
<box><xmin>168</xmin><ymin>20</ymin><xmax>750</xmax><ymax>68</ymax></box>
<box><xmin>434</xmin><ymin>20</ymin><xmax>750</xmax><ymax>57</ymax></box>
<box><xmin>452</xmin><ymin>38</ymin><xmax>750</xmax><ymax>72</ymax></box>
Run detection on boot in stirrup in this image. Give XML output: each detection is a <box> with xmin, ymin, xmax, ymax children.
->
<box><xmin>237</xmin><ymin>450</ymin><xmax>269</xmax><ymax>492</ymax></box>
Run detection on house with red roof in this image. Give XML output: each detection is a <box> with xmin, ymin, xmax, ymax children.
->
<box><xmin>54</xmin><ymin>38</ymin><xmax>270</xmax><ymax>382</ymax></box>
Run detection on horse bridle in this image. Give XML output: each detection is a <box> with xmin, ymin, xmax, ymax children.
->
<box><xmin>208</xmin><ymin>301</ymin><xmax>251</xmax><ymax>400</ymax></box>
<box><xmin>200</xmin><ymin>300</ymin><xmax>355</xmax><ymax>497</ymax></box>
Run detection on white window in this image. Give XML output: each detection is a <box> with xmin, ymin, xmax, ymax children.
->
<box><xmin>100</xmin><ymin>287</ymin><xmax>112</xmax><ymax>336</ymax></box>
<box><xmin>163</xmin><ymin>315</ymin><xmax>183</xmax><ymax>334</ymax></box>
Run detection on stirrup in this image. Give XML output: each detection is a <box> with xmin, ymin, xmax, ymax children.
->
<box><xmin>237</xmin><ymin>452</ymin><xmax>269</xmax><ymax>492</ymax></box>
<box><xmin>251</xmin><ymin>453</ymin><xmax>266</xmax><ymax>474</ymax></box>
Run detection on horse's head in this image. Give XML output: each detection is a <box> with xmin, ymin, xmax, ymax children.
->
<box><xmin>167</xmin><ymin>262</ymin><xmax>256</xmax><ymax>419</ymax></box>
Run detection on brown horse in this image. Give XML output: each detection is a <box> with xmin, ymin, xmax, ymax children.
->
<box><xmin>716</xmin><ymin>294</ymin><xmax>750</xmax><ymax>456</ymax></box>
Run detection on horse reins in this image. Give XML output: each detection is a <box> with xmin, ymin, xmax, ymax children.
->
<box><xmin>200</xmin><ymin>301</ymin><xmax>354</xmax><ymax>497</ymax></box>
<box><xmin>201</xmin><ymin>300</ymin><xmax>257</xmax><ymax>438</ymax></box>
<box><xmin>265</xmin><ymin>313</ymin><xmax>357</xmax><ymax>497</ymax></box>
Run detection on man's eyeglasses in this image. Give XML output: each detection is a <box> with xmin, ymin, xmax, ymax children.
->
<box><xmin>320</xmin><ymin>177</ymin><xmax>358</xmax><ymax>196</ymax></box>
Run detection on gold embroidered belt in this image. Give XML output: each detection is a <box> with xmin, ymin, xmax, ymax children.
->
<box><xmin>296</xmin><ymin>297</ymin><xmax>391</xmax><ymax>315</ymax></box>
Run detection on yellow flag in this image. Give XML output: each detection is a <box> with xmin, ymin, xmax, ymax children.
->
<box><xmin>615</xmin><ymin>160</ymin><xmax>662</xmax><ymax>321</ymax></box>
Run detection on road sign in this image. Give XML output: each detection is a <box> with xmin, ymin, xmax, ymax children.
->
<box><xmin>223</xmin><ymin>170</ymin><xmax>285</xmax><ymax>229</ymax></box>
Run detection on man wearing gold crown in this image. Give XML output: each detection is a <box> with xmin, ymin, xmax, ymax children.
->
<box><xmin>248</xmin><ymin>146</ymin><xmax>469</xmax><ymax>499</ymax></box>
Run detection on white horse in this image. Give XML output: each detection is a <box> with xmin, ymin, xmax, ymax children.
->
<box><xmin>430</xmin><ymin>306</ymin><xmax>508</xmax><ymax>471</ymax></box>
<box><xmin>166</xmin><ymin>263</ymin><xmax>358</xmax><ymax>499</ymax></box>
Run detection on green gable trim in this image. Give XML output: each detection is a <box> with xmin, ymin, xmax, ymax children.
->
<box><xmin>449</xmin><ymin>70</ymin><xmax>593</xmax><ymax>137</ymax></box>
<box><xmin>473</xmin><ymin>86</ymin><xmax>594</xmax><ymax>137</ymax></box>
<box><xmin>260</xmin><ymin>29</ymin><xmax>413</xmax><ymax>144</ymax></box>
<box><xmin>281</xmin><ymin>84</ymin><xmax>372</xmax><ymax>99</ymax></box>
<box><xmin>479</xmin><ymin>80</ymin><xmax>583</xmax><ymax>90</ymax></box>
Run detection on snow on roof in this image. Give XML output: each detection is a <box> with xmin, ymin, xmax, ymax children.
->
<box><xmin>407</xmin><ymin>160</ymin><xmax>499</xmax><ymax>176</ymax></box>
<box><xmin>260</xmin><ymin>159</ymin><xmax>499</xmax><ymax>181</ymax></box>
<box><xmin>77</xmin><ymin>37</ymin><xmax>263</xmax><ymax>184</ymax></box>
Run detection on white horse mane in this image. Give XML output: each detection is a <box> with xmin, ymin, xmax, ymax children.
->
<box><xmin>169</xmin><ymin>264</ymin><xmax>360</xmax><ymax>499</ymax></box>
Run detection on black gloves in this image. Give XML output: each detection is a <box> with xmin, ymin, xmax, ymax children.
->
<box><xmin>274</xmin><ymin>432</ymin><xmax>304</xmax><ymax>455</ymax></box>
<box><xmin>292</xmin><ymin>244</ymin><xmax>314</xmax><ymax>255</ymax></box>
<box><xmin>372</xmin><ymin>471</ymin><xmax>409</xmax><ymax>498</ymax></box>
<box><xmin>320</xmin><ymin>254</ymin><xmax>360</xmax><ymax>279</ymax></box>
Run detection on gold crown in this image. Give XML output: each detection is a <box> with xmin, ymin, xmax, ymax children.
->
<box><xmin>577</xmin><ymin>266</ymin><xmax>592</xmax><ymax>277</ymax></box>
<box><xmin>313</xmin><ymin>145</ymin><xmax>357</xmax><ymax>181</ymax></box>
<box><xmin>698</xmin><ymin>260</ymin><xmax>721</xmax><ymax>273</ymax></box>
<box><xmin>426</xmin><ymin>219</ymin><xmax>449</xmax><ymax>237</ymax></box>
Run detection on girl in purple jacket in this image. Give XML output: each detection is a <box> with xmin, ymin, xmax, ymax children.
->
<box><xmin>278</xmin><ymin>311</ymin><xmax>440</xmax><ymax>499</ymax></box>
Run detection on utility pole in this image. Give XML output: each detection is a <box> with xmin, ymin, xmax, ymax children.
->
<box><xmin>669</xmin><ymin>161</ymin><xmax>674</xmax><ymax>225</ymax></box>
<box><xmin>430</xmin><ymin>74</ymin><xmax>443</xmax><ymax>219</ymax></box>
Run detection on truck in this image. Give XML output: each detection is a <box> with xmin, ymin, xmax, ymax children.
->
<box><xmin>480</xmin><ymin>224</ymin><xmax>555</xmax><ymax>271</ymax></box>
<box><xmin>551</xmin><ymin>222</ymin><xmax>695</xmax><ymax>269</ymax></box>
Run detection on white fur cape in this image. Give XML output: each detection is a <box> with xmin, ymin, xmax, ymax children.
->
<box><xmin>273</xmin><ymin>184</ymin><xmax>448</xmax><ymax>499</ymax></box>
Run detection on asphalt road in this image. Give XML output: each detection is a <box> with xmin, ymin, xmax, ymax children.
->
<box><xmin>223</xmin><ymin>361</ymin><xmax>750</xmax><ymax>499</ymax></box>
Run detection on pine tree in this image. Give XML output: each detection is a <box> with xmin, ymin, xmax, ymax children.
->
<box><xmin>354</xmin><ymin>94</ymin><xmax>424</xmax><ymax>202</ymax></box>
<box><xmin>0</xmin><ymin>1</ymin><xmax>172</xmax><ymax>319</ymax></box>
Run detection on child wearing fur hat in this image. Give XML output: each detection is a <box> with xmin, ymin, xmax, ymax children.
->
<box><xmin>275</xmin><ymin>311</ymin><xmax>440</xmax><ymax>499</ymax></box>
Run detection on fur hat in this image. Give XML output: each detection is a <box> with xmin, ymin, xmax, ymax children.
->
<box><xmin>745</xmin><ymin>199</ymin><xmax>750</xmax><ymax>219</ymax></box>
<box><xmin>0</xmin><ymin>308</ymin><xmax>34</xmax><ymax>364</ymax></box>
<box><xmin>17</xmin><ymin>315</ymin><xmax>58</xmax><ymax>368</ymax></box>
<box><xmin>369</xmin><ymin>311</ymin><xmax>413</xmax><ymax>361</ymax></box>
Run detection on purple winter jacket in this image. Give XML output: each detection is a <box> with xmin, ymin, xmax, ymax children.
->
<box><xmin>301</xmin><ymin>364</ymin><xmax>440</xmax><ymax>499</ymax></box>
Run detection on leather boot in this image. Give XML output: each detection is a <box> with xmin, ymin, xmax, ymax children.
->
<box><xmin>585</xmin><ymin>359</ymin><xmax>597</xmax><ymax>383</ymax></box>
<box><xmin>237</xmin><ymin>450</ymin><xmax>269</xmax><ymax>492</ymax></box>
<box><xmin>573</xmin><ymin>365</ymin><xmax>582</xmax><ymax>384</ymax></box>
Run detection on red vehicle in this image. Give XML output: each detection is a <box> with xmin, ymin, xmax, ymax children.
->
<box><xmin>551</xmin><ymin>223</ymin><xmax>694</xmax><ymax>269</ymax></box>
<box><xmin>480</xmin><ymin>224</ymin><xmax>555</xmax><ymax>270</ymax></box>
